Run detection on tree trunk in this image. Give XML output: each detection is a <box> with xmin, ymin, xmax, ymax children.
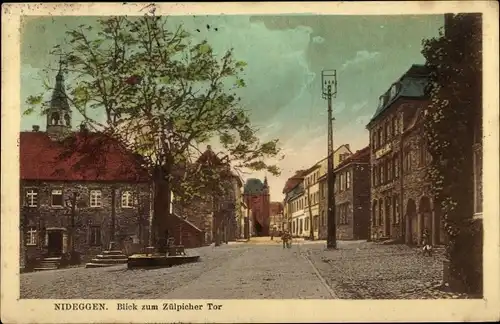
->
<box><xmin>152</xmin><ymin>163</ymin><xmax>173</xmax><ymax>250</ymax></box>
<box><xmin>307</xmin><ymin>185</ymin><xmax>314</xmax><ymax>240</ymax></box>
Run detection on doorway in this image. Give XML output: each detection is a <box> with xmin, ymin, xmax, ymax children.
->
<box><xmin>47</xmin><ymin>231</ymin><xmax>63</xmax><ymax>257</ymax></box>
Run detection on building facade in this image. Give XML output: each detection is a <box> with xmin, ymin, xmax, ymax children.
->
<box><xmin>243</xmin><ymin>177</ymin><xmax>270</xmax><ymax>236</ymax></box>
<box><xmin>20</xmin><ymin>68</ymin><xmax>151</xmax><ymax>270</ymax></box>
<box><xmin>173</xmin><ymin>146</ymin><xmax>242</xmax><ymax>244</ymax></box>
<box><xmin>366</xmin><ymin>64</ymin><xmax>444</xmax><ymax>245</ymax></box>
<box><xmin>303</xmin><ymin>165</ymin><xmax>321</xmax><ymax>239</ymax></box>
<box><xmin>269</xmin><ymin>202</ymin><xmax>284</xmax><ymax>234</ymax></box>
<box><xmin>317</xmin><ymin>144</ymin><xmax>353</xmax><ymax>239</ymax></box>
<box><xmin>331</xmin><ymin>147</ymin><xmax>371</xmax><ymax>240</ymax></box>
<box><xmin>288</xmin><ymin>182</ymin><xmax>306</xmax><ymax>238</ymax></box>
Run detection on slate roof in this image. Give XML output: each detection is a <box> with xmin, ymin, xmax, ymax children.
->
<box><xmin>368</xmin><ymin>64</ymin><xmax>431</xmax><ymax>126</ymax></box>
<box><xmin>20</xmin><ymin>131</ymin><xmax>149</xmax><ymax>182</ymax></box>
<box><xmin>244</xmin><ymin>178</ymin><xmax>265</xmax><ymax>195</ymax></box>
<box><xmin>334</xmin><ymin>146</ymin><xmax>370</xmax><ymax>171</ymax></box>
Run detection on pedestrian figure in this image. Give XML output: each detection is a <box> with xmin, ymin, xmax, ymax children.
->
<box><xmin>422</xmin><ymin>228</ymin><xmax>432</xmax><ymax>256</ymax></box>
<box><xmin>281</xmin><ymin>231</ymin><xmax>292</xmax><ymax>249</ymax></box>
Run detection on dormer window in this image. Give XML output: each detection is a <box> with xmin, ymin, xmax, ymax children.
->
<box><xmin>390</xmin><ymin>83</ymin><xmax>399</xmax><ymax>99</ymax></box>
<box><xmin>378</xmin><ymin>96</ymin><xmax>385</xmax><ymax>108</ymax></box>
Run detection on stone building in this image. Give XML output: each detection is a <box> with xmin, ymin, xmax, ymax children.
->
<box><xmin>243</xmin><ymin>177</ymin><xmax>270</xmax><ymax>236</ymax></box>
<box><xmin>20</xmin><ymin>68</ymin><xmax>151</xmax><ymax>270</ymax></box>
<box><xmin>366</xmin><ymin>64</ymin><xmax>444</xmax><ymax>245</ymax></box>
<box><xmin>173</xmin><ymin>146</ymin><xmax>241</xmax><ymax>244</ymax></box>
<box><xmin>331</xmin><ymin>146</ymin><xmax>371</xmax><ymax>240</ymax></box>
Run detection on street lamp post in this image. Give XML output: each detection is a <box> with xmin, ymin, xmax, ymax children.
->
<box><xmin>322</xmin><ymin>69</ymin><xmax>338</xmax><ymax>249</ymax></box>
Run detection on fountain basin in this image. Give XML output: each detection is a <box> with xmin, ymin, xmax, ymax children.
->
<box><xmin>127</xmin><ymin>253</ymin><xmax>200</xmax><ymax>269</ymax></box>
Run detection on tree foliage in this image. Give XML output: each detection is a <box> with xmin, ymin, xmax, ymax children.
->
<box><xmin>421</xmin><ymin>13</ymin><xmax>482</xmax><ymax>293</ymax></box>
<box><xmin>25</xmin><ymin>16</ymin><xmax>283</xmax><ymax>243</ymax></box>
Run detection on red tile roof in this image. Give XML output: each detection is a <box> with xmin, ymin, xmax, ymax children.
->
<box><xmin>282</xmin><ymin>170</ymin><xmax>307</xmax><ymax>194</ymax></box>
<box><xmin>20</xmin><ymin>131</ymin><xmax>149</xmax><ymax>182</ymax></box>
<box><xmin>334</xmin><ymin>146</ymin><xmax>370</xmax><ymax>171</ymax></box>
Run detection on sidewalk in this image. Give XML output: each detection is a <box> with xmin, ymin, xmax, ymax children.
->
<box><xmin>302</xmin><ymin>241</ymin><xmax>474</xmax><ymax>299</ymax></box>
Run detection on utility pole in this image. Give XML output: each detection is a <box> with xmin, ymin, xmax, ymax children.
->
<box><xmin>322</xmin><ymin>70</ymin><xmax>337</xmax><ymax>249</ymax></box>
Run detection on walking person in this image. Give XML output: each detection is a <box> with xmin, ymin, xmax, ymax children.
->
<box><xmin>422</xmin><ymin>228</ymin><xmax>432</xmax><ymax>256</ymax></box>
<box><xmin>281</xmin><ymin>231</ymin><xmax>289</xmax><ymax>249</ymax></box>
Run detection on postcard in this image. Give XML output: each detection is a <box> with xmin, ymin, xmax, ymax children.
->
<box><xmin>1</xmin><ymin>1</ymin><xmax>499</xmax><ymax>323</ymax></box>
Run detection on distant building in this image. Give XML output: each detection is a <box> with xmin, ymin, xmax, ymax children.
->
<box><xmin>366</xmin><ymin>64</ymin><xmax>444</xmax><ymax>245</ymax></box>
<box><xmin>269</xmin><ymin>202</ymin><xmax>284</xmax><ymax>233</ymax></box>
<box><xmin>303</xmin><ymin>165</ymin><xmax>321</xmax><ymax>239</ymax></box>
<box><xmin>174</xmin><ymin>146</ymin><xmax>242</xmax><ymax>245</ymax></box>
<box><xmin>316</xmin><ymin>144</ymin><xmax>353</xmax><ymax>239</ymax></box>
<box><xmin>282</xmin><ymin>170</ymin><xmax>306</xmax><ymax>234</ymax></box>
<box><xmin>332</xmin><ymin>146</ymin><xmax>371</xmax><ymax>240</ymax></box>
<box><xmin>20</xmin><ymin>68</ymin><xmax>151</xmax><ymax>270</ymax></box>
<box><xmin>243</xmin><ymin>177</ymin><xmax>270</xmax><ymax>236</ymax></box>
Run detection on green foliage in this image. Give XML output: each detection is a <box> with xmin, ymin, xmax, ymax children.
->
<box><xmin>26</xmin><ymin>15</ymin><xmax>282</xmax><ymax>231</ymax></box>
<box><xmin>421</xmin><ymin>13</ymin><xmax>482</xmax><ymax>293</ymax></box>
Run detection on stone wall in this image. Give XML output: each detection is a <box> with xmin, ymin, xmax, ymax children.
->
<box><xmin>20</xmin><ymin>180</ymin><xmax>151</xmax><ymax>263</ymax></box>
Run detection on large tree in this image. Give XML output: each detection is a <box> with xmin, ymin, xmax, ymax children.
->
<box><xmin>26</xmin><ymin>16</ymin><xmax>282</xmax><ymax>247</ymax></box>
<box><xmin>421</xmin><ymin>13</ymin><xmax>482</xmax><ymax>294</ymax></box>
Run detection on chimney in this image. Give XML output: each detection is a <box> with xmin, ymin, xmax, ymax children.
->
<box><xmin>345</xmin><ymin>144</ymin><xmax>350</xmax><ymax>151</ymax></box>
<box><xmin>32</xmin><ymin>125</ymin><xmax>40</xmax><ymax>132</ymax></box>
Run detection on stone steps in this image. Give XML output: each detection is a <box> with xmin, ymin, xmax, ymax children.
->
<box><xmin>34</xmin><ymin>257</ymin><xmax>62</xmax><ymax>271</ymax></box>
<box><xmin>85</xmin><ymin>250</ymin><xmax>128</xmax><ymax>268</ymax></box>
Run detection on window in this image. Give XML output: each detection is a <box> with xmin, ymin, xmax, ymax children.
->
<box><xmin>26</xmin><ymin>227</ymin><xmax>37</xmax><ymax>246</ymax></box>
<box><xmin>473</xmin><ymin>145</ymin><xmax>483</xmax><ymax>214</ymax></box>
<box><xmin>387</xmin><ymin>160</ymin><xmax>394</xmax><ymax>181</ymax></box>
<box><xmin>339</xmin><ymin>203</ymin><xmax>349</xmax><ymax>225</ymax></box>
<box><xmin>372</xmin><ymin>201</ymin><xmax>378</xmax><ymax>226</ymax></box>
<box><xmin>299</xmin><ymin>219</ymin><xmax>303</xmax><ymax>233</ymax></box>
<box><xmin>377</xmin><ymin>130</ymin><xmax>382</xmax><ymax>148</ymax></box>
<box><xmin>51</xmin><ymin>189</ymin><xmax>63</xmax><ymax>207</ymax></box>
<box><xmin>314</xmin><ymin>215</ymin><xmax>319</xmax><ymax>230</ymax></box>
<box><xmin>90</xmin><ymin>190</ymin><xmax>102</xmax><ymax>208</ymax></box>
<box><xmin>372</xmin><ymin>133</ymin><xmax>377</xmax><ymax>150</ymax></box>
<box><xmin>121</xmin><ymin>191</ymin><xmax>133</xmax><ymax>208</ymax></box>
<box><xmin>26</xmin><ymin>189</ymin><xmax>38</xmax><ymax>207</ymax></box>
<box><xmin>89</xmin><ymin>226</ymin><xmax>101</xmax><ymax>246</ymax></box>
<box><xmin>346</xmin><ymin>170</ymin><xmax>351</xmax><ymax>189</ymax></box>
<box><xmin>392</xmin><ymin>116</ymin><xmax>398</xmax><ymax>135</ymax></box>
<box><xmin>417</xmin><ymin>144</ymin><xmax>423</xmax><ymax>166</ymax></box>
<box><xmin>393</xmin><ymin>195</ymin><xmax>400</xmax><ymax>224</ymax></box>
<box><xmin>378</xmin><ymin>200</ymin><xmax>383</xmax><ymax>225</ymax></box>
<box><xmin>394</xmin><ymin>155</ymin><xmax>400</xmax><ymax>178</ymax></box>
<box><xmin>404</xmin><ymin>150</ymin><xmax>411</xmax><ymax>172</ymax></box>
<box><xmin>381</xmin><ymin>163</ymin><xmax>385</xmax><ymax>184</ymax></box>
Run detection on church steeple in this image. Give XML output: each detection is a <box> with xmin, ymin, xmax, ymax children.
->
<box><xmin>46</xmin><ymin>58</ymin><xmax>72</xmax><ymax>137</ymax></box>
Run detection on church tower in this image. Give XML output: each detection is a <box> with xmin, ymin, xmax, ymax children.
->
<box><xmin>46</xmin><ymin>62</ymin><xmax>72</xmax><ymax>137</ymax></box>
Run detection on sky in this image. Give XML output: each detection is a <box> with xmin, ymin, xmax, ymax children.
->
<box><xmin>20</xmin><ymin>14</ymin><xmax>444</xmax><ymax>202</ymax></box>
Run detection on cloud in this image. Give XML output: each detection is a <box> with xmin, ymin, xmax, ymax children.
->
<box><xmin>341</xmin><ymin>50</ymin><xmax>380</xmax><ymax>70</ymax></box>
<box><xmin>352</xmin><ymin>100</ymin><xmax>368</xmax><ymax>112</ymax></box>
<box><xmin>312</xmin><ymin>35</ymin><xmax>325</xmax><ymax>44</ymax></box>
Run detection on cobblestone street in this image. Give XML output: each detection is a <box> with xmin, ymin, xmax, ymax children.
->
<box><xmin>20</xmin><ymin>240</ymin><xmax>470</xmax><ymax>299</ymax></box>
